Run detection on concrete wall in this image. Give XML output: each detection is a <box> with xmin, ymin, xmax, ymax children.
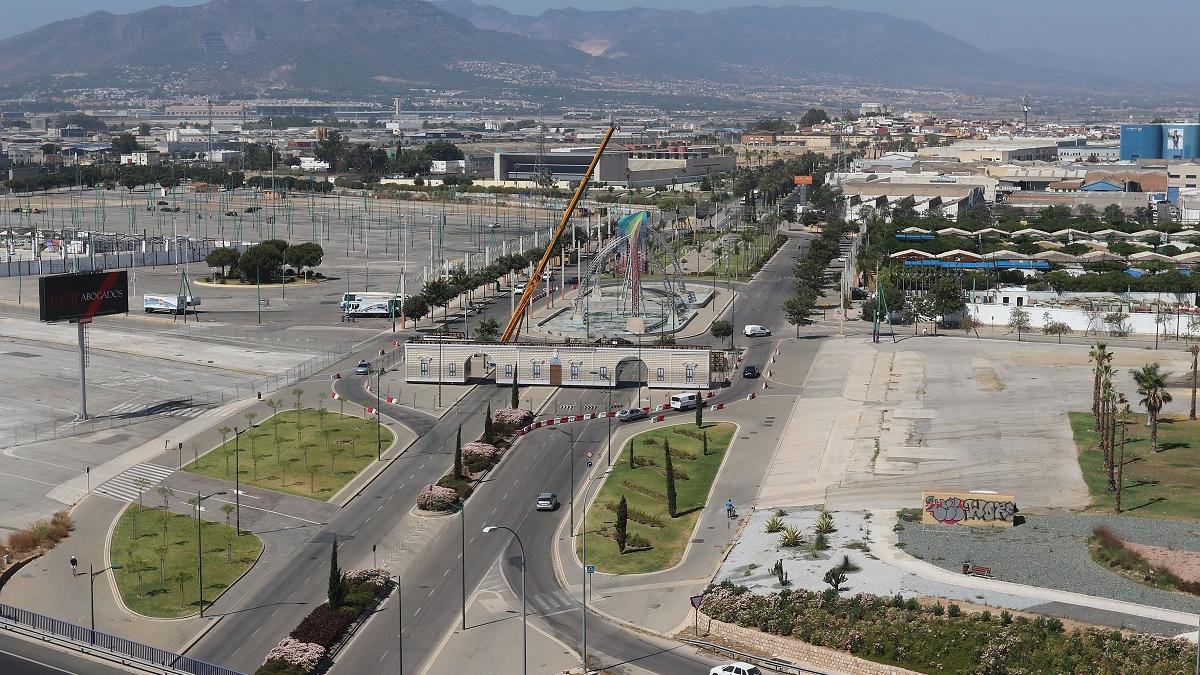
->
<box><xmin>403</xmin><ymin>341</ymin><xmax>712</xmax><ymax>389</ymax></box>
<box><xmin>966</xmin><ymin>302</ymin><xmax>1200</xmax><ymax>337</ymax></box>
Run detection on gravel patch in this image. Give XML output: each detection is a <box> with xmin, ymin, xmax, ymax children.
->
<box><xmin>895</xmin><ymin>513</ymin><xmax>1200</xmax><ymax>616</ymax></box>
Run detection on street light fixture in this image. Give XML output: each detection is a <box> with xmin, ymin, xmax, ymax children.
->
<box><xmin>392</xmin><ymin>574</ymin><xmax>404</xmax><ymax>675</ymax></box>
<box><xmin>195</xmin><ymin>489</ymin><xmax>228</xmax><ymax>617</ymax></box>
<box><xmin>89</xmin><ymin>563</ymin><xmax>123</xmax><ymax>638</ymax></box>
<box><xmin>233</xmin><ymin>426</ymin><xmax>243</xmax><ymax>534</ymax></box>
<box><xmin>590</xmin><ymin>369</ymin><xmax>613</xmax><ymax>467</ymax></box>
<box><xmin>481</xmin><ymin>526</ymin><xmax>526</xmax><ymax>675</ymax></box>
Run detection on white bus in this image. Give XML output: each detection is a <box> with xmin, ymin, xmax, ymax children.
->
<box><xmin>345</xmin><ymin>296</ymin><xmax>405</xmax><ymax>317</ymax></box>
<box><xmin>340</xmin><ymin>292</ymin><xmax>401</xmax><ymax>313</ymax></box>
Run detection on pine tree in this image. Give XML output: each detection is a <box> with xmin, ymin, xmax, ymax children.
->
<box><xmin>484</xmin><ymin>403</ymin><xmax>495</xmax><ymax>444</ymax></box>
<box><xmin>328</xmin><ymin>536</ymin><xmax>345</xmax><ymax>609</ymax></box>
<box><xmin>454</xmin><ymin>425</ymin><xmax>463</xmax><ymax>480</ymax></box>
<box><xmin>664</xmin><ymin>438</ymin><xmax>677</xmax><ymax>518</ymax></box>
<box><xmin>615</xmin><ymin>495</ymin><xmax>629</xmax><ymax>553</ymax></box>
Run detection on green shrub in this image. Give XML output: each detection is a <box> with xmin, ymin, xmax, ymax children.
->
<box><xmin>836</xmin><ymin>554</ymin><xmax>860</xmax><ymax>573</ymax></box>
<box><xmin>947</xmin><ymin>603</ymin><xmax>961</xmax><ymax>617</ymax></box>
<box><xmin>812</xmin><ymin>533</ymin><xmax>829</xmax><ymax>551</ymax></box>
<box><xmin>931</xmin><ymin>602</ymin><xmax>944</xmax><ymax>616</ymax></box>
<box><xmin>764</xmin><ymin>516</ymin><xmax>784</xmax><ymax>533</ymax></box>
<box><xmin>779</xmin><ymin>525</ymin><xmax>802</xmax><ymax>547</ymax></box>
<box><xmin>815</xmin><ymin>510</ymin><xmax>837</xmax><ymax>534</ymax></box>
<box><xmin>626</xmin><ymin>532</ymin><xmax>652</xmax><ymax>550</ymax></box>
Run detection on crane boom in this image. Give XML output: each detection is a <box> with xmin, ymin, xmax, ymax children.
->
<box><xmin>500</xmin><ymin>123</ymin><xmax>616</xmax><ymax>343</ymax></box>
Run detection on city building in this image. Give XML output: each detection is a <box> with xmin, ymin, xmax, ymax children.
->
<box><xmin>841</xmin><ymin>183</ymin><xmax>984</xmax><ymax>222</ymax></box>
<box><xmin>1167</xmin><ymin>162</ymin><xmax>1200</xmax><ymax>201</ymax></box>
<box><xmin>492</xmin><ymin>146</ymin><xmax>734</xmax><ymax>188</ymax></box>
<box><xmin>120</xmin><ymin>151</ymin><xmax>161</xmax><ymax>166</ymax></box>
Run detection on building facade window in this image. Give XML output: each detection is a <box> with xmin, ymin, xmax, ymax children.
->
<box><xmin>656</xmin><ymin>367</ymin><xmax>665</xmax><ymax>382</ymax></box>
<box><xmin>570</xmin><ymin>362</ymin><xmax>580</xmax><ymax>379</ymax></box>
<box><xmin>448</xmin><ymin>363</ymin><xmax>456</xmax><ymax>376</ymax></box>
<box><xmin>505</xmin><ymin>364</ymin><xmax>513</xmax><ymax>378</ymax></box>
<box><xmin>599</xmin><ymin>366</ymin><xmax>608</xmax><ymax>380</ymax></box>
<box><xmin>685</xmin><ymin>365</ymin><xmax>695</xmax><ymax>383</ymax></box>
<box><xmin>420</xmin><ymin>359</ymin><xmax>429</xmax><ymax>375</ymax></box>
<box><xmin>533</xmin><ymin>363</ymin><xmax>542</xmax><ymax>378</ymax></box>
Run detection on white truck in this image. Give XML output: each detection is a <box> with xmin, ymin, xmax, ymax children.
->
<box><xmin>345</xmin><ymin>296</ymin><xmax>404</xmax><ymax>317</ymax></box>
<box><xmin>144</xmin><ymin>294</ymin><xmax>201</xmax><ymax>314</ymax></box>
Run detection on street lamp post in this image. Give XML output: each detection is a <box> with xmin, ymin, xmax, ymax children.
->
<box><xmin>551</xmin><ymin>426</ymin><xmax>576</xmax><ymax>533</ymax></box>
<box><xmin>591</xmin><ymin>370</ymin><xmax>613</xmax><ymax>466</ymax></box>
<box><xmin>233</xmin><ymin>426</ymin><xmax>242</xmax><ymax>534</ymax></box>
<box><xmin>482</xmin><ymin>526</ymin><xmax>526</xmax><ymax>675</ymax></box>
<box><xmin>392</xmin><ymin>575</ymin><xmax>404</xmax><ymax>675</ymax></box>
<box><xmin>196</xmin><ymin>490</ymin><xmax>227</xmax><ymax>617</ymax></box>
<box><xmin>376</xmin><ymin>367</ymin><xmax>383</xmax><ymax>461</ymax></box>
<box><xmin>88</xmin><ymin>563</ymin><xmax>123</xmax><ymax>638</ymax></box>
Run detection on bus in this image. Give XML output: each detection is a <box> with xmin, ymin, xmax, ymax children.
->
<box><xmin>340</xmin><ymin>291</ymin><xmax>401</xmax><ymax>313</ymax></box>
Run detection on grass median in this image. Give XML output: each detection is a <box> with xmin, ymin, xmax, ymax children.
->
<box><xmin>185</xmin><ymin>408</ymin><xmax>393</xmax><ymax>500</ymax></box>
<box><xmin>111</xmin><ymin>504</ymin><xmax>263</xmax><ymax>618</ymax></box>
<box><xmin>1069</xmin><ymin>410</ymin><xmax>1200</xmax><ymax>519</ymax></box>
<box><xmin>579</xmin><ymin>422</ymin><xmax>735</xmax><ymax>574</ymax></box>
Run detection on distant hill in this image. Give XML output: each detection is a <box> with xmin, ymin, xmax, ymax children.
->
<box><xmin>0</xmin><ymin>0</ymin><xmax>595</xmax><ymax>95</ymax></box>
<box><xmin>436</xmin><ymin>0</ymin><xmax>1027</xmax><ymax>86</ymax></box>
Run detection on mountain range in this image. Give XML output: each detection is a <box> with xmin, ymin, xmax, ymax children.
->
<box><xmin>0</xmin><ymin>0</ymin><xmax>1065</xmax><ymax>97</ymax></box>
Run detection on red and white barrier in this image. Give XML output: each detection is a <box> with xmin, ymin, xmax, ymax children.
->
<box><xmin>746</xmin><ymin>392</ymin><xmax>756</xmax><ymax>400</ymax></box>
<box><xmin>366</xmin><ymin>406</ymin><xmax>376</xmax><ymax>415</ymax></box>
<box><xmin>331</xmin><ymin>392</ymin><xmax>341</xmax><ymax>400</ymax></box>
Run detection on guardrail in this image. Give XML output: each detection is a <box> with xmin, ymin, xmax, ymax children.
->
<box><xmin>0</xmin><ymin>602</ymin><xmax>243</xmax><ymax>675</ymax></box>
<box><xmin>678</xmin><ymin>637</ymin><xmax>828</xmax><ymax>675</ymax></box>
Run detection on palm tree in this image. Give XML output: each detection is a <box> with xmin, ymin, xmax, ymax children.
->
<box><xmin>1189</xmin><ymin>345</ymin><xmax>1199</xmax><ymax>420</ymax></box>
<box><xmin>1116</xmin><ymin>403</ymin><xmax>1131</xmax><ymax>514</ymax></box>
<box><xmin>1133</xmin><ymin>363</ymin><xmax>1173</xmax><ymax>453</ymax></box>
<box><xmin>1089</xmin><ymin>342</ymin><xmax>1111</xmax><ymax>428</ymax></box>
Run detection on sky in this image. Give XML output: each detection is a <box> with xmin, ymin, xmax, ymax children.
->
<box><xmin>6</xmin><ymin>1</ymin><xmax>1198</xmax><ymax>80</ymax></box>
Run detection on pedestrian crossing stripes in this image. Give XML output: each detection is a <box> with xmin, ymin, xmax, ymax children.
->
<box><xmin>104</xmin><ymin>401</ymin><xmax>213</xmax><ymax>420</ymax></box>
<box><xmin>528</xmin><ymin>589</ymin><xmax>575</xmax><ymax>614</ymax></box>
<box><xmin>96</xmin><ymin>463</ymin><xmax>174</xmax><ymax>503</ymax></box>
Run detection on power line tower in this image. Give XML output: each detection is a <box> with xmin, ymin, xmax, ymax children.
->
<box><xmin>534</xmin><ymin>116</ymin><xmax>552</xmax><ymax>189</ymax></box>
<box><xmin>207</xmin><ymin>97</ymin><xmax>215</xmax><ymax>166</ymax></box>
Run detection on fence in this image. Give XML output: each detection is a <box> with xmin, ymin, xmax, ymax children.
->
<box><xmin>0</xmin><ymin>243</ymin><xmax>221</xmax><ymax>278</ymax></box>
<box><xmin>0</xmin><ymin>337</ymin><xmax>359</xmax><ymax>450</ymax></box>
<box><xmin>0</xmin><ymin>602</ymin><xmax>243</xmax><ymax>675</ymax></box>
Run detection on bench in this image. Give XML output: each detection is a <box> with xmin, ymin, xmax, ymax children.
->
<box><xmin>962</xmin><ymin>563</ymin><xmax>992</xmax><ymax>578</ymax></box>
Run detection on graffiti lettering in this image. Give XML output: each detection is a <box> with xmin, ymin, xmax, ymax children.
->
<box><xmin>925</xmin><ymin>496</ymin><xmax>1017</xmax><ymax>525</ymax></box>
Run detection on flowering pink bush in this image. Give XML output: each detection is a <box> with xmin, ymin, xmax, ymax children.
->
<box><xmin>416</xmin><ymin>484</ymin><xmax>458</xmax><ymax>511</ymax></box>
<box><xmin>264</xmin><ymin>637</ymin><xmax>325</xmax><ymax>673</ymax></box>
<box><xmin>345</xmin><ymin>568</ymin><xmax>389</xmax><ymax>588</ymax></box>
<box><xmin>493</xmin><ymin>407</ymin><xmax>533</xmax><ymax>428</ymax></box>
<box><xmin>462</xmin><ymin>441</ymin><xmax>499</xmax><ymax>461</ymax></box>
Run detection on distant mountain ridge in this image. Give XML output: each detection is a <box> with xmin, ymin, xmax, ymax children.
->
<box><xmin>435</xmin><ymin>0</ymin><xmax>1028</xmax><ymax>85</ymax></box>
<box><xmin>0</xmin><ymin>0</ymin><xmax>595</xmax><ymax>95</ymax></box>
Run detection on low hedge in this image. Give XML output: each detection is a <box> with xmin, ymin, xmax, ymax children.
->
<box><xmin>701</xmin><ymin>581</ymin><xmax>1193</xmax><ymax>674</ymax></box>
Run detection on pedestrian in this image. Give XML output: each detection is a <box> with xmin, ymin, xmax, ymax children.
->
<box><xmin>69</xmin><ymin>556</ymin><xmax>78</xmax><ymax>576</ymax></box>
<box><xmin>725</xmin><ymin>499</ymin><xmax>734</xmax><ymax>519</ymax></box>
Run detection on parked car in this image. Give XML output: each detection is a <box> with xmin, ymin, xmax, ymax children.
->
<box><xmin>616</xmin><ymin>408</ymin><xmax>648</xmax><ymax>423</ymax></box>
<box><xmin>535</xmin><ymin>492</ymin><xmax>559</xmax><ymax>511</ymax></box>
<box><xmin>742</xmin><ymin>365</ymin><xmax>760</xmax><ymax>379</ymax></box>
<box><xmin>710</xmin><ymin>663</ymin><xmax>762</xmax><ymax>675</ymax></box>
<box><xmin>743</xmin><ymin>324</ymin><xmax>771</xmax><ymax>337</ymax></box>
<box><xmin>354</xmin><ymin>360</ymin><xmax>371</xmax><ymax>375</ymax></box>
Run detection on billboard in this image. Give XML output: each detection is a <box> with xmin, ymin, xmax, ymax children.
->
<box><xmin>922</xmin><ymin>490</ymin><xmax>1017</xmax><ymax>528</ymax></box>
<box><xmin>39</xmin><ymin>271</ymin><xmax>129</xmax><ymax>323</ymax></box>
<box><xmin>1166</xmin><ymin>127</ymin><xmax>1185</xmax><ymax>152</ymax></box>
<box><xmin>793</xmin><ymin>175</ymin><xmax>814</xmax><ymax>186</ymax></box>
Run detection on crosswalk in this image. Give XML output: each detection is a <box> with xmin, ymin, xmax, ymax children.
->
<box><xmin>95</xmin><ymin>463</ymin><xmax>174</xmax><ymax>503</ymax></box>
<box><xmin>104</xmin><ymin>400</ymin><xmax>212</xmax><ymax>420</ymax></box>
<box><xmin>528</xmin><ymin>588</ymin><xmax>576</xmax><ymax>614</ymax></box>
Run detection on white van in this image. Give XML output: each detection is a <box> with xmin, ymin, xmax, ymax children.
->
<box><xmin>669</xmin><ymin>392</ymin><xmax>699</xmax><ymax>410</ymax></box>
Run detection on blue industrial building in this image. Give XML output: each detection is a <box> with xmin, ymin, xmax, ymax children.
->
<box><xmin>1163</xmin><ymin>124</ymin><xmax>1200</xmax><ymax>160</ymax></box>
<box><xmin>1120</xmin><ymin>124</ymin><xmax>1163</xmax><ymax>160</ymax></box>
<box><xmin>1120</xmin><ymin>123</ymin><xmax>1200</xmax><ymax>161</ymax></box>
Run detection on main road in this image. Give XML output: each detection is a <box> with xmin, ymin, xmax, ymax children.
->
<box><xmin>188</xmin><ymin>227</ymin><xmax>810</xmax><ymax>674</ymax></box>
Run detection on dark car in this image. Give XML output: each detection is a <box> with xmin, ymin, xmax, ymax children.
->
<box><xmin>742</xmin><ymin>365</ymin><xmax>760</xmax><ymax>379</ymax></box>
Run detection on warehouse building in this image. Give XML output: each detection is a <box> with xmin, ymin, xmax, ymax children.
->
<box><xmin>492</xmin><ymin>146</ymin><xmax>734</xmax><ymax>188</ymax></box>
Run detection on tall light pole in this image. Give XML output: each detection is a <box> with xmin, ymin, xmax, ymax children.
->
<box><xmin>551</xmin><ymin>426</ymin><xmax>576</xmax><ymax>533</ymax></box>
<box><xmin>233</xmin><ymin>427</ymin><xmax>242</xmax><ymax>533</ymax></box>
<box><xmin>376</xmin><ymin>366</ymin><xmax>384</xmax><ymax>460</ymax></box>
<box><xmin>591</xmin><ymin>370</ymin><xmax>613</xmax><ymax>466</ymax></box>
<box><xmin>196</xmin><ymin>490</ymin><xmax>227</xmax><ymax>617</ymax></box>
<box><xmin>89</xmin><ymin>563</ymin><xmax>123</xmax><ymax>638</ymax></box>
<box><xmin>482</xmin><ymin>526</ymin><xmax>526</xmax><ymax>675</ymax></box>
<box><xmin>392</xmin><ymin>575</ymin><xmax>404</xmax><ymax>675</ymax></box>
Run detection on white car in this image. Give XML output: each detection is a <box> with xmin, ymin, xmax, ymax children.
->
<box><xmin>743</xmin><ymin>324</ymin><xmax>771</xmax><ymax>337</ymax></box>
<box><xmin>710</xmin><ymin>664</ymin><xmax>762</xmax><ymax>675</ymax></box>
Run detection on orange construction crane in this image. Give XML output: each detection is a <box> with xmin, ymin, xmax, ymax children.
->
<box><xmin>500</xmin><ymin>123</ymin><xmax>616</xmax><ymax>343</ymax></box>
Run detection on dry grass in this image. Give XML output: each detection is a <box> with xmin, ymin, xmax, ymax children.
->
<box><xmin>4</xmin><ymin>510</ymin><xmax>73</xmax><ymax>557</ymax></box>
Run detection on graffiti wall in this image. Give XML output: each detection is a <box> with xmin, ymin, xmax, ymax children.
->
<box><xmin>922</xmin><ymin>490</ymin><xmax>1018</xmax><ymax>528</ymax></box>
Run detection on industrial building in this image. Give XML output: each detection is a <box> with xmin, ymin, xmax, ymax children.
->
<box><xmin>1120</xmin><ymin>123</ymin><xmax>1200</xmax><ymax>161</ymax></box>
<box><xmin>492</xmin><ymin>146</ymin><xmax>734</xmax><ymax>188</ymax></box>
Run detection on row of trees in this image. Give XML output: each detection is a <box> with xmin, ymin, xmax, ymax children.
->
<box><xmin>5</xmin><ymin>161</ymin><xmax>335</xmax><ymax>194</ymax></box>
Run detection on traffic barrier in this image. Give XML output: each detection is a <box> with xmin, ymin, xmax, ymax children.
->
<box><xmin>762</xmin><ymin>382</ymin><xmax>768</xmax><ymax>389</ymax></box>
<box><xmin>654</xmin><ymin>414</ymin><xmax>666</xmax><ymax>422</ymax></box>
<box><xmin>335</xmin><ymin>373</ymin><xmax>342</xmax><ymax>379</ymax></box>
<box><xmin>746</xmin><ymin>392</ymin><xmax>756</xmax><ymax>400</ymax></box>
<box><xmin>713</xmin><ymin>403</ymin><xmax>724</xmax><ymax>410</ymax></box>
<box><xmin>331</xmin><ymin>392</ymin><xmax>341</xmax><ymax>400</ymax></box>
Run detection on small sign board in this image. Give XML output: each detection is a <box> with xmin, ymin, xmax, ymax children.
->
<box><xmin>585</xmin><ymin>564</ymin><xmax>596</xmax><ymax>575</ymax></box>
<box><xmin>689</xmin><ymin>594</ymin><xmax>705</xmax><ymax>609</ymax></box>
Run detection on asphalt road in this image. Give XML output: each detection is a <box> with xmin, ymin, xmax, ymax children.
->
<box><xmin>0</xmin><ymin>633</ymin><xmax>136</xmax><ymax>675</ymax></box>
<box><xmin>186</xmin><ymin>226</ymin><xmax>807</xmax><ymax>674</ymax></box>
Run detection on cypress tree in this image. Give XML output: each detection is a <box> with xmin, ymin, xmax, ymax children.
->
<box><xmin>484</xmin><ymin>403</ymin><xmax>495</xmax><ymax>444</ymax></box>
<box><xmin>615</xmin><ymin>495</ymin><xmax>629</xmax><ymax>553</ymax></box>
<box><xmin>328</xmin><ymin>535</ymin><xmax>345</xmax><ymax>609</ymax></box>
<box><xmin>454</xmin><ymin>425</ymin><xmax>463</xmax><ymax>480</ymax></box>
<box><xmin>511</xmin><ymin>365</ymin><xmax>520</xmax><ymax>409</ymax></box>
<box><xmin>664</xmin><ymin>438</ymin><xmax>677</xmax><ymax>518</ymax></box>
<box><xmin>703</xmin><ymin>429</ymin><xmax>709</xmax><ymax>456</ymax></box>
<box><xmin>695</xmin><ymin>399</ymin><xmax>703</xmax><ymax>427</ymax></box>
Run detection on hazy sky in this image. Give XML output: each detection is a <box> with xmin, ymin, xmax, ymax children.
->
<box><xmin>5</xmin><ymin>1</ymin><xmax>1196</xmax><ymax>79</ymax></box>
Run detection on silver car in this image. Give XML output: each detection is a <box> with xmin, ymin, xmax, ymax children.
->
<box><xmin>617</xmin><ymin>408</ymin><xmax>648</xmax><ymax>423</ymax></box>
<box><xmin>536</xmin><ymin>492</ymin><xmax>559</xmax><ymax>511</ymax></box>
